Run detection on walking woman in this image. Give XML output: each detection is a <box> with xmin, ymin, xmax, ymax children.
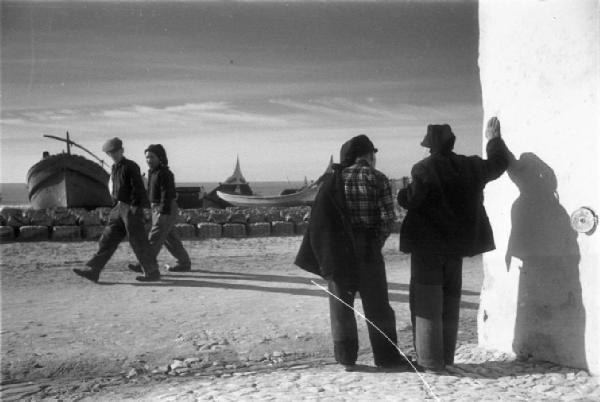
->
<box><xmin>129</xmin><ymin>144</ymin><xmax>191</xmax><ymax>278</ymax></box>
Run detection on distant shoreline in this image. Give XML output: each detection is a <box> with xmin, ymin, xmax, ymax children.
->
<box><xmin>0</xmin><ymin>181</ymin><xmax>308</xmax><ymax>207</ymax></box>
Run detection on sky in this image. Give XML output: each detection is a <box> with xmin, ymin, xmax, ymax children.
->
<box><xmin>1</xmin><ymin>0</ymin><xmax>482</xmax><ymax>184</ymax></box>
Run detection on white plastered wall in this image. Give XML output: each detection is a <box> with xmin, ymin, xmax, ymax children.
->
<box><xmin>478</xmin><ymin>0</ymin><xmax>599</xmax><ymax>374</ymax></box>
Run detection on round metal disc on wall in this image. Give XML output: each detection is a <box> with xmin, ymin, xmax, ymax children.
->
<box><xmin>570</xmin><ymin>207</ymin><xmax>598</xmax><ymax>235</ymax></box>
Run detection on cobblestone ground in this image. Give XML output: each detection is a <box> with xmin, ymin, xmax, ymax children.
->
<box><xmin>81</xmin><ymin>347</ymin><xmax>600</xmax><ymax>402</ymax></box>
<box><xmin>3</xmin><ymin>346</ymin><xmax>598</xmax><ymax>401</ymax></box>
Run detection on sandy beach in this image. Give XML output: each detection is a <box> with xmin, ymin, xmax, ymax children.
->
<box><xmin>2</xmin><ymin>237</ymin><xmax>599</xmax><ymax>401</ymax></box>
<box><xmin>0</xmin><ymin>236</ymin><xmax>488</xmax><ymax>399</ymax></box>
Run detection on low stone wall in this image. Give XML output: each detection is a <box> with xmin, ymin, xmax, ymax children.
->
<box><xmin>0</xmin><ymin>205</ymin><xmax>403</xmax><ymax>243</ymax></box>
<box><xmin>0</xmin><ymin>206</ymin><xmax>309</xmax><ymax>242</ymax></box>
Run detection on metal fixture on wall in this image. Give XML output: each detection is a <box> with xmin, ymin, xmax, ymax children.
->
<box><xmin>570</xmin><ymin>207</ymin><xmax>598</xmax><ymax>235</ymax></box>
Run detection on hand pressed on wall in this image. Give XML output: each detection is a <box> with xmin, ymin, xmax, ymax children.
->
<box><xmin>485</xmin><ymin>116</ymin><xmax>502</xmax><ymax>140</ymax></box>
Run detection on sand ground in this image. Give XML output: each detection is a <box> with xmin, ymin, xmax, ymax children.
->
<box><xmin>1</xmin><ymin>236</ymin><xmax>482</xmax><ymax>399</ymax></box>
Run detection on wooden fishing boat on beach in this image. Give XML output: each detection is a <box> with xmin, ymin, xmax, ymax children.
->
<box><xmin>215</xmin><ymin>156</ymin><xmax>333</xmax><ymax>207</ymax></box>
<box><xmin>26</xmin><ymin>132</ymin><xmax>113</xmax><ymax>209</ymax></box>
<box><xmin>217</xmin><ymin>184</ymin><xmax>320</xmax><ymax>207</ymax></box>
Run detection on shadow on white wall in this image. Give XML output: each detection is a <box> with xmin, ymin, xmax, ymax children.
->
<box><xmin>505</xmin><ymin>152</ymin><xmax>586</xmax><ymax>369</ymax></box>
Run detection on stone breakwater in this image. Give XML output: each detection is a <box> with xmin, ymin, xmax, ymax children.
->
<box><xmin>0</xmin><ymin>206</ymin><xmax>305</xmax><ymax>242</ymax></box>
<box><xmin>0</xmin><ymin>206</ymin><xmax>402</xmax><ymax>243</ymax></box>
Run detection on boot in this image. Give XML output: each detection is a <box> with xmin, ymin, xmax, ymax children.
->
<box><xmin>166</xmin><ymin>263</ymin><xmax>191</xmax><ymax>272</ymax></box>
<box><xmin>127</xmin><ymin>263</ymin><xmax>143</xmax><ymax>273</ymax></box>
<box><xmin>73</xmin><ymin>268</ymin><xmax>100</xmax><ymax>283</ymax></box>
<box><xmin>135</xmin><ymin>271</ymin><xmax>161</xmax><ymax>282</ymax></box>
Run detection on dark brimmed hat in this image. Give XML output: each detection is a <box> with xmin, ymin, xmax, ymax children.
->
<box><xmin>102</xmin><ymin>137</ymin><xmax>123</xmax><ymax>153</ymax></box>
<box><xmin>340</xmin><ymin>138</ymin><xmax>354</xmax><ymax>167</ymax></box>
<box><xmin>350</xmin><ymin>134</ymin><xmax>378</xmax><ymax>157</ymax></box>
<box><xmin>421</xmin><ymin>124</ymin><xmax>455</xmax><ymax>152</ymax></box>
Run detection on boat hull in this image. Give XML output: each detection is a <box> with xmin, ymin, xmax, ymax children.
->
<box><xmin>27</xmin><ymin>154</ymin><xmax>112</xmax><ymax>209</ymax></box>
<box><xmin>216</xmin><ymin>186</ymin><xmax>319</xmax><ymax>207</ymax></box>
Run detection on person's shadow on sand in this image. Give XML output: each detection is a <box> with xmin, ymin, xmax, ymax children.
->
<box><xmin>505</xmin><ymin>152</ymin><xmax>586</xmax><ymax>368</ymax></box>
<box><xmin>119</xmin><ymin>270</ymin><xmax>480</xmax><ymax>309</ymax></box>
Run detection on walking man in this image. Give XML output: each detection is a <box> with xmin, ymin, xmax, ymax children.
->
<box><xmin>296</xmin><ymin>134</ymin><xmax>403</xmax><ymax>370</ymax></box>
<box><xmin>73</xmin><ymin>137</ymin><xmax>160</xmax><ymax>283</ymax></box>
<box><xmin>128</xmin><ymin>144</ymin><xmax>191</xmax><ymax>275</ymax></box>
<box><xmin>397</xmin><ymin>117</ymin><xmax>509</xmax><ymax>372</ymax></box>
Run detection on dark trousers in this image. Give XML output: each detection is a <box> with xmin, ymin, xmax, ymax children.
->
<box><xmin>409</xmin><ymin>252</ymin><xmax>462</xmax><ymax>369</ymax></box>
<box><xmin>328</xmin><ymin>231</ymin><xmax>400</xmax><ymax>366</ymax></box>
<box><xmin>87</xmin><ymin>202</ymin><xmax>158</xmax><ymax>274</ymax></box>
<box><xmin>147</xmin><ymin>201</ymin><xmax>191</xmax><ymax>271</ymax></box>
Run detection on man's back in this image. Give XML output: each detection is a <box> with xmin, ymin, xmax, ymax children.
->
<box><xmin>399</xmin><ymin>137</ymin><xmax>509</xmax><ymax>256</ymax></box>
<box><xmin>342</xmin><ymin>160</ymin><xmax>396</xmax><ymax>241</ymax></box>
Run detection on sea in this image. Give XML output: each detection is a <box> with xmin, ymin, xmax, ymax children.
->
<box><xmin>0</xmin><ymin>181</ymin><xmax>306</xmax><ymax>207</ymax></box>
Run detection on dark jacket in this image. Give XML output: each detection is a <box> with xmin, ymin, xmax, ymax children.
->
<box><xmin>398</xmin><ymin>137</ymin><xmax>509</xmax><ymax>256</ymax></box>
<box><xmin>294</xmin><ymin>165</ymin><xmax>359</xmax><ymax>291</ymax></box>
<box><xmin>111</xmin><ymin>157</ymin><xmax>150</xmax><ymax>208</ymax></box>
<box><xmin>147</xmin><ymin>165</ymin><xmax>176</xmax><ymax>214</ymax></box>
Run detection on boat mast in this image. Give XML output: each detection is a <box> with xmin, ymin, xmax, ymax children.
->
<box><xmin>66</xmin><ymin>131</ymin><xmax>71</xmax><ymax>155</ymax></box>
<box><xmin>43</xmin><ymin>132</ymin><xmax>108</xmax><ymax>171</ymax></box>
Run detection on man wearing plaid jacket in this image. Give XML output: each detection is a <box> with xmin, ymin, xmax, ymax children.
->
<box><xmin>328</xmin><ymin>134</ymin><xmax>403</xmax><ymax>370</ymax></box>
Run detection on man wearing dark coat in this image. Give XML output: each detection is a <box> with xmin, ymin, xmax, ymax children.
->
<box><xmin>128</xmin><ymin>144</ymin><xmax>192</xmax><ymax>280</ymax></box>
<box><xmin>296</xmin><ymin>135</ymin><xmax>403</xmax><ymax>370</ymax></box>
<box><xmin>397</xmin><ymin>117</ymin><xmax>509</xmax><ymax>372</ymax></box>
<box><xmin>73</xmin><ymin>137</ymin><xmax>159</xmax><ymax>283</ymax></box>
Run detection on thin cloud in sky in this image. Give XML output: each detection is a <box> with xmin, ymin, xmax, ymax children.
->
<box><xmin>1</xmin><ymin>0</ymin><xmax>482</xmax><ymax>183</ymax></box>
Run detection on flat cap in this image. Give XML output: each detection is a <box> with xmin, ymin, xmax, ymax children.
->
<box><xmin>102</xmin><ymin>137</ymin><xmax>123</xmax><ymax>152</ymax></box>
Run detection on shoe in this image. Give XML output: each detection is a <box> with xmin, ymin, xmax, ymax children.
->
<box><xmin>341</xmin><ymin>363</ymin><xmax>357</xmax><ymax>372</ymax></box>
<box><xmin>413</xmin><ymin>363</ymin><xmax>446</xmax><ymax>374</ymax></box>
<box><xmin>166</xmin><ymin>264</ymin><xmax>191</xmax><ymax>272</ymax></box>
<box><xmin>73</xmin><ymin>268</ymin><xmax>99</xmax><ymax>283</ymax></box>
<box><xmin>135</xmin><ymin>271</ymin><xmax>161</xmax><ymax>282</ymax></box>
<box><xmin>127</xmin><ymin>263</ymin><xmax>143</xmax><ymax>273</ymax></box>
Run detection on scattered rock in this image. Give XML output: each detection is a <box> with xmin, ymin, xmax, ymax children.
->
<box><xmin>184</xmin><ymin>357</ymin><xmax>201</xmax><ymax>366</ymax></box>
<box><xmin>170</xmin><ymin>360</ymin><xmax>185</xmax><ymax>370</ymax></box>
